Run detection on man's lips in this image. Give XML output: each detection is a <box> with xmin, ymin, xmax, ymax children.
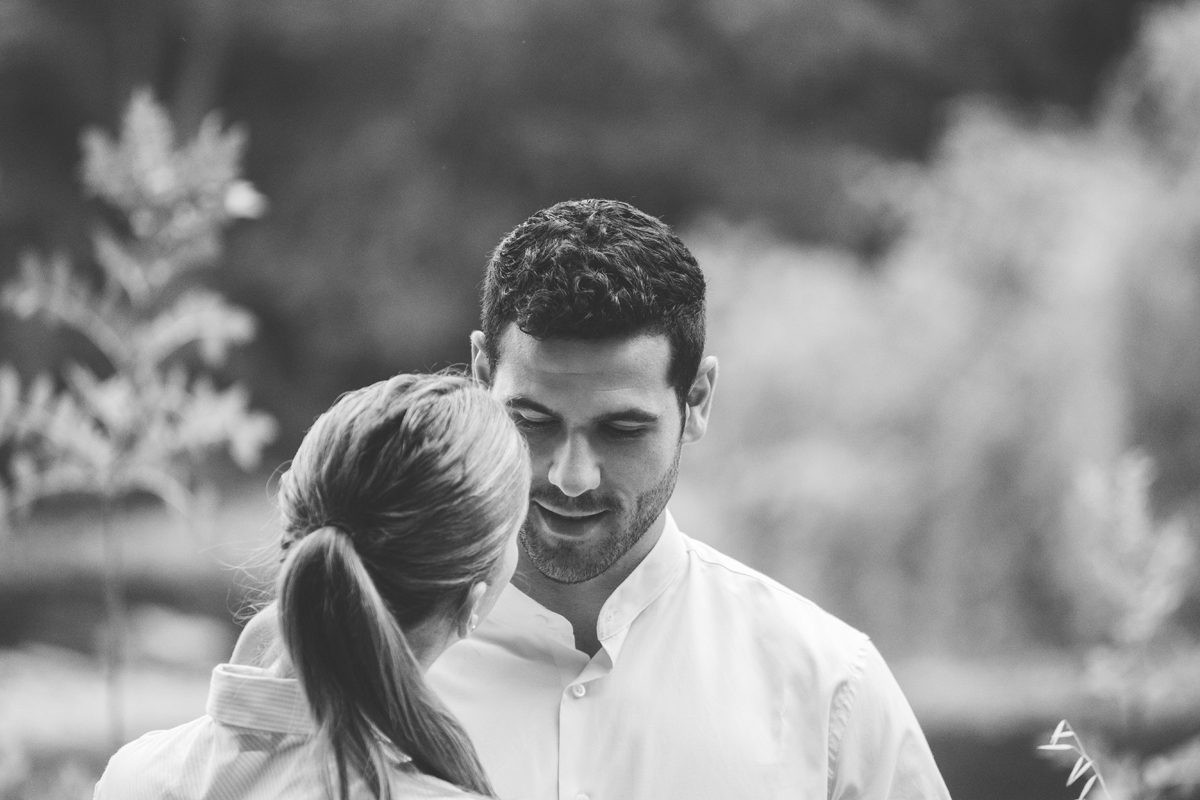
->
<box><xmin>533</xmin><ymin>501</ymin><xmax>608</xmax><ymax>524</ymax></box>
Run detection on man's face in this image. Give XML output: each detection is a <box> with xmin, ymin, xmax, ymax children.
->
<box><xmin>484</xmin><ymin>326</ymin><xmax>685</xmax><ymax>584</ymax></box>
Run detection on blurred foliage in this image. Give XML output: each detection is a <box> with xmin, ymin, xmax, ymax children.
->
<box><xmin>0</xmin><ymin>86</ymin><xmax>274</xmax><ymax>753</ymax></box>
<box><xmin>0</xmin><ymin>0</ymin><xmax>1150</xmax><ymax>443</ymax></box>
<box><xmin>0</xmin><ymin>740</ymin><xmax>94</xmax><ymax>800</ymax></box>
<box><xmin>1</xmin><ymin>0</ymin><xmax>1197</xmax><ymax>663</ymax></box>
<box><xmin>0</xmin><ymin>89</ymin><xmax>276</xmax><ymax>523</ymax></box>
<box><xmin>689</xmin><ymin>0</ymin><xmax>1200</xmax><ymax>656</ymax></box>
<box><xmin>0</xmin><ymin>742</ymin><xmax>94</xmax><ymax>800</ymax></box>
<box><xmin>1040</xmin><ymin>454</ymin><xmax>1199</xmax><ymax>799</ymax></box>
<box><xmin>1062</xmin><ymin>455</ymin><xmax>1195</xmax><ymax>649</ymax></box>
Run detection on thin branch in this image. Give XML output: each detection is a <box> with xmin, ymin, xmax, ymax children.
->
<box><xmin>100</xmin><ymin>496</ymin><xmax>127</xmax><ymax>750</ymax></box>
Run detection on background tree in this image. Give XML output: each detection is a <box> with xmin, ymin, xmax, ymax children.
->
<box><xmin>0</xmin><ymin>0</ymin><xmax>1150</xmax><ymax>442</ymax></box>
<box><xmin>685</xmin><ymin>0</ymin><xmax>1200</xmax><ymax>657</ymax></box>
<box><xmin>0</xmin><ymin>88</ymin><xmax>275</xmax><ymax>745</ymax></box>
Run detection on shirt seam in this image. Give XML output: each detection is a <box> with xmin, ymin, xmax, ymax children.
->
<box><xmin>826</xmin><ymin>635</ymin><xmax>871</xmax><ymax>800</ymax></box>
<box><xmin>683</xmin><ymin>537</ymin><xmax>832</xmax><ymax>610</ymax></box>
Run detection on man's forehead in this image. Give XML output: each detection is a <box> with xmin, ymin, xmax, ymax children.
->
<box><xmin>491</xmin><ymin>327</ymin><xmax>673</xmax><ymax>401</ymax></box>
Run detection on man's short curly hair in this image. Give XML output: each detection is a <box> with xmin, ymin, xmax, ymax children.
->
<box><xmin>481</xmin><ymin>199</ymin><xmax>706</xmax><ymax>405</ymax></box>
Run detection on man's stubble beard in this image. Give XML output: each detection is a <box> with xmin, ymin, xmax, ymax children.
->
<box><xmin>520</xmin><ymin>443</ymin><xmax>682</xmax><ymax>584</ymax></box>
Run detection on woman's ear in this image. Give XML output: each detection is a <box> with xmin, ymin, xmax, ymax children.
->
<box><xmin>457</xmin><ymin>581</ymin><xmax>489</xmax><ymax>638</ymax></box>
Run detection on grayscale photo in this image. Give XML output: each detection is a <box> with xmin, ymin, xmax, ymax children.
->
<box><xmin>1</xmin><ymin>2</ymin><xmax>1198</xmax><ymax>799</ymax></box>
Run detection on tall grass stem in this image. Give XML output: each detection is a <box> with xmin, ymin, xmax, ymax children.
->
<box><xmin>99</xmin><ymin>497</ymin><xmax>125</xmax><ymax>750</ymax></box>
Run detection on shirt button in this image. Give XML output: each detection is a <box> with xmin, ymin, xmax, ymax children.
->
<box><xmin>575</xmin><ymin>794</ymin><xmax>589</xmax><ymax>800</ymax></box>
<box><xmin>570</xmin><ymin>683</ymin><xmax>587</xmax><ymax>698</ymax></box>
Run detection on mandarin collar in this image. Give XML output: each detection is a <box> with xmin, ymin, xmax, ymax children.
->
<box><xmin>492</xmin><ymin>510</ymin><xmax>687</xmax><ymax>659</ymax></box>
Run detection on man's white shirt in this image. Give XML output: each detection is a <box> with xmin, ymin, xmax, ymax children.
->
<box><xmin>428</xmin><ymin>511</ymin><xmax>951</xmax><ymax>800</ymax></box>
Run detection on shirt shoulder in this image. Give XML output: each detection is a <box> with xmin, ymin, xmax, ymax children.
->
<box><xmin>96</xmin><ymin>717</ymin><xmax>489</xmax><ymax>800</ymax></box>
<box><xmin>94</xmin><ymin>717</ymin><xmax>214</xmax><ymax>799</ymax></box>
<box><xmin>672</xmin><ymin>531</ymin><xmax>875</xmax><ymax>695</ymax></box>
<box><xmin>679</xmin><ymin>533</ymin><xmax>869</xmax><ymax>649</ymax></box>
<box><xmin>677</xmin><ymin>535</ymin><xmax>951</xmax><ymax>798</ymax></box>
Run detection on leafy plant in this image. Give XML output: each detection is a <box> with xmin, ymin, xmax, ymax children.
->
<box><xmin>1040</xmin><ymin>452</ymin><xmax>1200</xmax><ymax>800</ymax></box>
<box><xmin>1040</xmin><ymin>720</ymin><xmax>1112</xmax><ymax>800</ymax></box>
<box><xmin>0</xmin><ymin>88</ymin><xmax>276</xmax><ymax>745</ymax></box>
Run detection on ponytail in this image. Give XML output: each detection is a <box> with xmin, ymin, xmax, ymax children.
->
<box><xmin>278</xmin><ymin>526</ymin><xmax>495</xmax><ymax>799</ymax></box>
<box><xmin>272</xmin><ymin>373</ymin><xmax>529</xmax><ymax>798</ymax></box>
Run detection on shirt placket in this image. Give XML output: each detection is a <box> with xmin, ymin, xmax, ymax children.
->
<box><xmin>557</xmin><ymin>649</ymin><xmax>614</xmax><ymax>800</ymax></box>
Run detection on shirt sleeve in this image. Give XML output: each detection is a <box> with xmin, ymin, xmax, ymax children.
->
<box><xmin>92</xmin><ymin>741</ymin><xmax>152</xmax><ymax>800</ymax></box>
<box><xmin>92</xmin><ymin>748</ymin><xmax>131</xmax><ymax>800</ymax></box>
<box><xmin>827</xmin><ymin>639</ymin><xmax>952</xmax><ymax>800</ymax></box>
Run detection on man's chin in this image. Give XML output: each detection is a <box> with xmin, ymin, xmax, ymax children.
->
<box><xmin>519</xmin><ymin>526</ymin><xmax>615</xmax><ymax>584</ymax></box>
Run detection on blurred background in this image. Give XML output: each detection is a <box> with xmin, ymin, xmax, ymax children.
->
<box><xmin>2</xmin><ymin>0</ymin><xmax>1200</xmax><ymax>797</ymax></box>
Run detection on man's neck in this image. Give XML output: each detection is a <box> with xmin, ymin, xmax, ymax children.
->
<box><xmin>513</xmin><ymin>514</ymin><xmax>666</xmax><ymax>656</ymax></box>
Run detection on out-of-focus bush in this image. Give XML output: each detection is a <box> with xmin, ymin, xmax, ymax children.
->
<box><xmin>0</xmin><ymin>88</ymin><xmax>274</xmax><ymax>749</ymax></box>
<box><xmin>686</xmin><ymin>0</ymin><xmax>1200</xmax><ymax>657</ymax></box>
<box><xmin>0</xmin><ymin>0</ymin><xmax>1147</xmax><ymax>448</ymax></box>
<box><xmin>0</xmin><ymin>738</ymin><xmax>94</xmax><ymax>800</ymax></box>
<box><xmin>0</xmin><ymin>89</ymin><xmax>275</xmax><ymax>522</ymax></box>
<box><xmin>1049</xmin><ymin>453</ymin><xmax>1200</xmax><ymax>797</ymax></box>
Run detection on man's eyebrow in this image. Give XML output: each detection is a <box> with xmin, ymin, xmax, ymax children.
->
<box><xmin>597</xmin><ymin>408</ymin><xmax>660</xmax><ymax>424</ymax></box>
<box><xmin>505</xmin><ymin>397</ymin><xmax>660</xmax><ymax>424</ymax></box>
<box><xmin>505</xmin><ymin>397</ymin><xmax>559</xmax><ymax>417</ymax></box>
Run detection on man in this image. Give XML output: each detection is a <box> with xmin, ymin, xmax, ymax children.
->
<box><xmin>428</xmin><ymin>199</ymin><xmax>951</xmax><ymax>799</ymax></box>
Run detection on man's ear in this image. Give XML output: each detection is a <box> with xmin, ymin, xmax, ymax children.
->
<box><xmin>469</xmin><ymin>330</ymin><xmax>493</xmax><ymax>386</ymax></box>
<box><xmin>457</xmin><ymin>581</ymin><xmax>489</xmax><ymax>638</ymax></box>
<box><xmin>682</xmin><ymin>355</ymin><xmax>718</xmax><ymax>445</ymax></box>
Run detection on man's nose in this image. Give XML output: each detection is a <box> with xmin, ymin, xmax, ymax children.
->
<box><xmin>547</xmin><ymin>435</ymin><xmax>601</xmax><ymax>497</ymax></box>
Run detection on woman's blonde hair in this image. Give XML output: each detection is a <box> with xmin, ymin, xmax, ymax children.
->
<box><xmin>274</xmin><ymin>372</ymin><xmax>529</xmax><ymax>799</ymax></box>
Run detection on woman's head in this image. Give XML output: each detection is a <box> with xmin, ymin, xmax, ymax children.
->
<box><xmin>277</xmin><ymin>372</ymin><xmax>528</xmax><ymax>629</ymax></box>
<box><xmin>273</xmin><ymin>372</ymin><xmax>529</xmax><ymax>798</ymax></box>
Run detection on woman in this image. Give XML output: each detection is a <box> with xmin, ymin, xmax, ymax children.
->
<box><xmin>94</xmin><ymin>373</ymin><xmax>531</xmax><ymax>800</ymax></box>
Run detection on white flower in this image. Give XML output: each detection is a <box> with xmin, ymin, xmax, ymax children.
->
<box><xmin>223</xmin><ymin>180</ymin><xmax>268</xmax><ymax>219</ymax></box>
